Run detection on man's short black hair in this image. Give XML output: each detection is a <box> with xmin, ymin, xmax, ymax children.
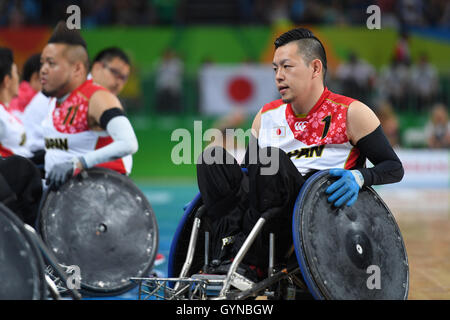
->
<box><xmin>274</xmin><ymin>28</ymin><xmax>327</xmax><ymax>80</ymax></box>
<box><xmin>22</xmin><ymin>53</ymin><xmax>41</xmax><ymax>82</ymax></box>
<box><xmin>47</xmin><ymin>21</ymin><xmax>89</xmax><ymax>72</ymax></box>
<box><xmin>48</xmin><ymin>21</ymin><xmax>87</xmax><ymax>49</ymax></box>
<box><xmin>93</xmin><ymin>47</ymin><xmax>130</xmax><ymax>66</ymax></box>
<box><xmin>0</xmin><ymin>47</ymin><xmax>14</xmax><ymax>83</ymax></box>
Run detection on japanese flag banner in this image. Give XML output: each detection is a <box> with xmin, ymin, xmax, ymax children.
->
<box><xmin>199</xmin><ymin>64</ymin><xmax>279</xmax><ymax>115</ymax></box>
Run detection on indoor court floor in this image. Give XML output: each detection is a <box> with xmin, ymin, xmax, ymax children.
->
<box><xmin>377</xmin><ymin>188</ymin><xmax>450</xmax><ymax>300</ymax></box>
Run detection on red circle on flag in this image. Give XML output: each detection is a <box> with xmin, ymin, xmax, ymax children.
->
<box><xmin>227</xmin><ymin>76</ymin><xmax>253</xmax><ymax>103</ymax></box>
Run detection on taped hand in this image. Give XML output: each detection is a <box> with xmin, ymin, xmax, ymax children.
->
<box><xmin>325</xmin><ymin>169</ymin><xmax>364</xmax><ymax>207</ymax></box>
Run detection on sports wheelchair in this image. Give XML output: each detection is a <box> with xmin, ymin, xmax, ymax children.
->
<box><xmin>1</xmin><ymin>167</ymin><xmax>158</xmax><ymax>299</ymax></box>
<box><xmin>0</xmin><ymin>168</ymin><xmax>409</xmax><ymax>300</ymax></box>
<box><xmin>132</xmin><ymin>169</ymin><xmax>409</xmax><ymax>300</ymax></box>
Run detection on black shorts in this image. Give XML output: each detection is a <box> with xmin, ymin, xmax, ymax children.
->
<box><xmin>197</xmin><ymin>145</ymin><xmax>306</xmax><ymax>269</ymax></box>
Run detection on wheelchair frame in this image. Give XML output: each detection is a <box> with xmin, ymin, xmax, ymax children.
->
<box><xmin>130</xmin><ymin>169</ymin><xmax>409</xmax><ymax>300</ymax></box>
<box><xmin>130</xmin><ymin>199</ymin><xmax>307</xmax><ymax>300</ymax></box>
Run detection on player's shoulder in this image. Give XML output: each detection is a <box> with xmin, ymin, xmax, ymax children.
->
<box><xmin>347</xmin><ymin>99</ymin><xmax>377</xmax><ymax>121</ymax></box>
<box><xmin>326</xmin><ymin>89</ymin><xmax>357</xmax><ymax>107</ymax></box>
<box><xmin>345</xmin><ymin>98</ymin><xmax>380</xmax><ymax>144</ymax></box>
<box><xmin>325</xmin><ymin>88</ymin><xmax>378</xmax><ymax>129</ymax></box>
<box><xmin>261</xmin><ymin>99</ymin><xmax>285</xmax><ymax>114</ymax></box>
<box><xmin>79</xmin><ymin>79</ymin><xmax>108</xmax><ymax>100</ymax></box>
<box><xmin>252</xmin><ymin>99</ymin><xmax>284</xmax><ymax>134</ymax></box>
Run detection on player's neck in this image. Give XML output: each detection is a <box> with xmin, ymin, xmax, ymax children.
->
<box><xmin>68</xmin><ymin>77</ymin><xmax>87</xmax><ymax>93</ymax></box>
<box><xmin>57</xmin><ymin>77</ymin><xmax>87</xmax><ymax>101</ymax></box>
<box><xmin>0</xmin><ymin>90</ymin><xmax>13</xmax><ymax>107</ymax></box>
<box><xmin>291</xmin><ymin>83</ymin><xmax>325</xmax><ymax>115</ymax></box>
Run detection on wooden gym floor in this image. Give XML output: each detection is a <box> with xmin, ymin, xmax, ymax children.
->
<box><xmin>379</xmin><ymin>188</ymin><xmax>450</xmax><ymax>300</ymax></box>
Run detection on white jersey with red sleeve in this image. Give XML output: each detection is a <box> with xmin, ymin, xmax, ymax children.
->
<box><xmin>258</xmin><ymin>87</ymin><xmax>365</xmax><ymax>176</ymax></box>
<box><xmin>0</xmin><ymin>102</ymin><xmax>33</xmax><ymax>158</ymax></box>
<box><xmin>42</xmin><ymin>79</ymin><xmax>132</xmax><ymax>175</ymax></box>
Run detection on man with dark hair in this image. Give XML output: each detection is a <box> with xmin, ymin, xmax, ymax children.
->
<box><xmin>6</xmin><ymin>53</ymin><xmax>49</xmax><ymax>169</ymax></box>
<box><xmin>273</xmin><ymin>28</ymin><xmax>328</xmax><ymax>81</ymax></box>
<box><xmin>9</xmin><ymin>53</ymin><xmax>42</xmax><ymax>118</ymax></box>
<box><xmin>90</xmin><ymin>47</ymin><xmax>131</xmax><ymax>96</ymax></box>
<box><xmin>0</xmin><ymin>47</ymin><xmax>32</xmax><ymax>158</ymax></box>
<box><xmin>15</xmin><ymin>53</ymin><xmax>52</xmax><ymax>161</ymax></box>
<box><xmin>22</xmin><ymin>53</ymin><xmax>43</xmax><ymax>87</ymax></box>
<box><xmin>88</xmin><ymin>47</ymin><xmax>133</xmax><ymax>171</ymax></box>
<box><xmin>0</xmin><ymin>47</ymin><xmax>42</xmax><ymax>225</ymax></box>
<box><xmin>40</xmin><ymin>21</ymin><xmax>138</xmax><ymax>188</ymax></box>
<box><xmin>196</xmin><ymin>27</ymin><xmax>404</xmax><ymax>276</ymax></box>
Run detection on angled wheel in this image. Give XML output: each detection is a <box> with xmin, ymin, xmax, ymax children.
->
<box><xmin>0</xmin><ymin>203</ymin><xmax>46</xmax><ymax>299</ymax></box>
<box><xmin>292</xmin><ymin>170</ymin><xmax>409</xmax><ymax>300</ymax></box>
<box><xmin>39</xmin><ymin>168</ymin><xmax>159</xmax><ymax>296</ymax></box>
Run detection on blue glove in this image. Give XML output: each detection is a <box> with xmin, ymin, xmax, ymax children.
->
<box><xmin>46</xmin><ymin>158</ymin><xmax>81</xmax><ymax>189</ymax></box>
<box><xmin>325</xmin><ymin>169</ymin><xmax>364</xmax><ymax>207</ymax></box>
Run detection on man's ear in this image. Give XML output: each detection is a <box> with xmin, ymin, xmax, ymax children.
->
<box><xmin>74</xmin><ymin>60</ymin><xmax>86</xmax><ymax>77</ymax></box>
<box><xmin>1</xmin><ymin>74</ymin><xmax>11</xmax><ymax>90</ymax></box>
<box><xmin>311</xmin><ymin>59</ymin><xmax>323</xmax><ymax>80</ymax></box>
<box><xmin>30</xmin><ymin>72</ymin><xmax>41</xmax><ymax>92</ymax></box>
<box><xmin>91</xmin><ymin>62</ymin><xmax>102</xmax><ymax>75</ymax></box>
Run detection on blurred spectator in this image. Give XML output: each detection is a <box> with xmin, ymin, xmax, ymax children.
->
<box><xmin>410</xmin><ymin>53</ymin><xmax>439</xmax><ymax>110</ymax></box>
<box><xmin>376</xmin><ymin>0</ymin><xmax>399</xmax><ymax>28</ymax></box>
<box><xmin>113</xmin><ymin>0</ymin><xmax>154</xmax><ymax>25</ymax></box>
<box><xmin>321</xmin><ymin>0</ymin><xmax>346</xmax><ymax>25</ymax></box>
<box><xmin>378</xmin><ymin>56</ymin><xmax>411</xmax><ymax>110</ymax></box>
<box><xmin>289</xmin><ymin>0</ymin><xmax>305</xmax><ymax>24</ymax></box>
<box><xmin>396</xmin><ymin>0</ymin><xmax>425</xmax><ymax>27</ymax></box>
<box><xmin>237</xmin><ymin>0</ymin><xmax>269</xmax><ymax>24</ymax></box>
<box><xmin>376</xmin><ymin>101</ymin><xmax>400</xmax><ymax>147</ymax></box>
<box><xmin>346</xmin><ymin>0</ymin><xmax>373</xmax><ymax>24</ymax></box>
<box><xmin>266</xmin><ymin>0</ymin><xmax>291</xmax><ymax>24</ymax></box>
<box><xmin>424</xmin><ymin>0</ymin><xmax>444</xmax><ymax>27</ymax></box>
<box><xmin>440</xmin><ymin>0</ymin><xmax>450</xmax><ymax>27</ymax></box>
<box><xmin>0</xmin><ymin>0</ymin><xmax>448</xmax><ymax>28</ymax></box>
<box><xmin>335</xmin><ymin>51</ymin><xmax>376</xmax><ymax>104</ymax></box>
<box><xmin>299</xmin><ymin>0</ymin><xmax>323</xmax><ymax>24</ymax></box>
<box><xmin>0</xmin><ymin>0</ymin><xmax>41</xmax><ymax>27</ymax></box>
<box><xmin>393</xmin><ymin>31</ymin><xmax>411</xmax><ymax>64</ymax></box>
<box><xmin>154</xmin><ymin>48</ymin><xmax>184</xmax><ymax>113</ymax></box>
<box><xmin>425</xmin><ymin>103</ymin><xmax>450</xmax><ymax>149</ymax></box>
<box><xmin>82</xmin><ymin>0</ymin><xmax>113</xmax><ymax>27</ymax></box>
<box><xmin>152</xmin><ymin>0</ymin><xmax>179</xmax><ymax>24</ymax></box>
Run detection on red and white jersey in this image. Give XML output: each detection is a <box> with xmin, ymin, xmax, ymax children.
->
<box><xmin>0</xmin><ymin>102</ymin><xmax>33</xmax><ymax>158</ymax></box>
<box><xmin>258</xmin><ymin>87</ymin><xmax>364</xmax><ymax>176</ymax></box>
<box><xmin>43</xmin><ymin>79</ymin><xmax>132</xmax><ymax>175</ymax></box>
<box><xmin>22</xmin><ymin>91</ymin><xmax>52</xmax><ymax>152</ymax></box>
<box><xmin>9</xmin><ymin>81</ymin><xmax>37</xmax><ymax>120</ymax></box>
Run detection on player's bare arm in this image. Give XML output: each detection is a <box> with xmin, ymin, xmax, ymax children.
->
<box><xmin>88</xmin><ymin>89</ymin><xmax>124</xmax><ymax>130</ymax></box>
<box><xmin>346</xmin><ymin>100</ymin><xmax>380</xmax><ymax>145</ymax></box>
<box><xmin>251</xmin><ymin>109</ymin><xmax>262</xmax><ymax>139</ymax></box>
<box><xmin>69</xmin><ymin>89</ymin><xmax>138</xmax><ymax>170</ymax></box>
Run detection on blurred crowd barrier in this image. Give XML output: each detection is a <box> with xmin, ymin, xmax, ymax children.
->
<box><xmin>386</xmin><ymin>149</ymin><xmax>449</xmax><ymax>189</ymax></box>
<box><xmin>375</xmin><ymin>148</ymin><xmax>449</xmax><ymax>215</ymax></box>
